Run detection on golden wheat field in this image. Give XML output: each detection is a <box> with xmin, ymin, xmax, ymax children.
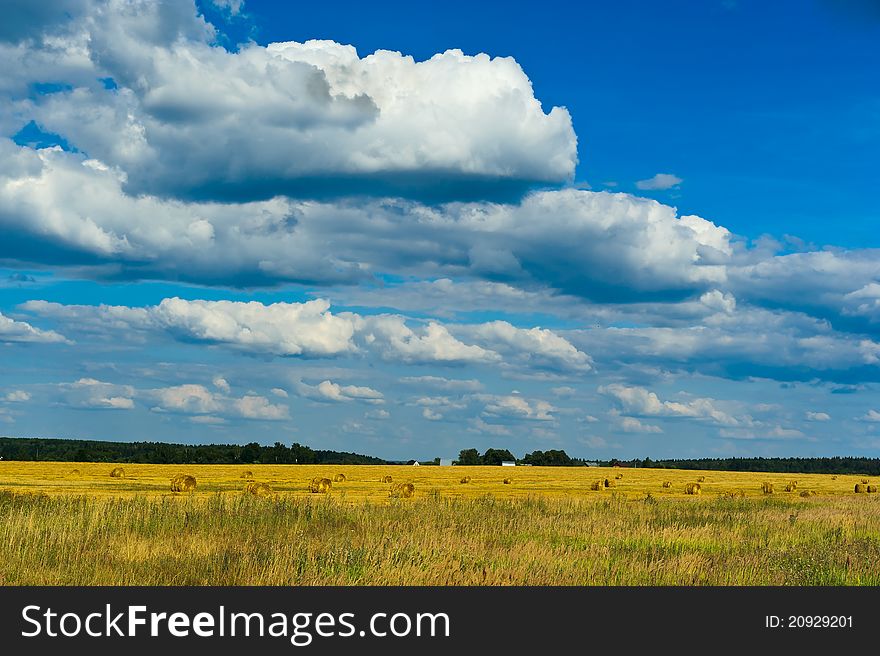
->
<box><xmin>0</xmin><ymin>460</ymin><xmax>873</xmax><ymax>500</ymax></box>
<box><xmin>2</xmin><ymin>461</ymin><xmax>879</xmax><ymax>586</ymax></box>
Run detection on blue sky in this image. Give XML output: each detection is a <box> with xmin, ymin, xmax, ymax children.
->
<box><xmin>0</xmin><ymin>0</ymin><xmax>878</xmax><ymax>460</ymax></box>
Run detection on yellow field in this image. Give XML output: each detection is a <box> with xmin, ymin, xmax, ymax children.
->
<box><xmin>2</xmin><ymin>460</ymin><xmax>879</xmax><ymax>585</ymax></box>
<box><xmin>0</xmin><ymin>460</ymin><xmax>872</xmax><ymax>502</ymax></box>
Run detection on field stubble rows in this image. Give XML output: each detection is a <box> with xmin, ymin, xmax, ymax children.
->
<box><xmin>1</xmin><ymin>462</ymin><xmax>878</xmax><ymax>585</ymax></box>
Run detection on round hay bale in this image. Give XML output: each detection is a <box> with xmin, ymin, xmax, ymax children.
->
<box><xmin>685</xmin><ymin>482</ymin><xmax>702</xmax><ymax>495</ymax></box>
<box><xmin>240</xmin><ymin>470</ymin><xmax>254</xmax><ymax>480</ymax></box>
<box><xmin>867</xmin><ymin>485</ymin><xmax>878</xmax><ymax>493</ymax></box>
<box><xmin>761</xmin><ymin>482</ymin><xmax>774</xmax><ymax>494</ymax></box>
<box><xmin>799</xmin><ymin>490</ymin><xmax>818</xmax><ymax>497</ymax></box>
<box><xmin>170</xmin><ymin>474</ymin><xmax>197</xmax><ymax>493</ymax></box>
<box><xmin>502</xmin><ymin>478</ymin><xmax>512</xmax><ymax>484</ymax></box>
<box><xmin>460</xmin><ymin>475</ymin><xmax>472</xmax><ymax>484</ymax></box>
<box><xmin>68</xmin><ymin>468</ymin><xmax>81</xmax><ymax>476</ymax></box>
<box><xmin>861</xmin><ymin>479</ymin><xmax>869</xmax><ymax>484</ymax></box>
<box><xmin>604</xmin><ymin>478</ymin><xmax>616</xmax><ymax>488</ymax></box>
<box><xmin>590</xmin><ymin>480</ymin><xmax>604</xmax><ymax>491</ymax></box>
<box><xmin>721</xmin><ymin>490</ymin><xmax>744</xmax><ymax>499</ymax></box>
<box><xmin>661</xmin><ymin>481</ymin><xmax>672</xmax><ymax>488</ymax></box>
<box><xmin>109</xmin><ymin>467</ymin><xmax>125</xmax><ymax>478</ymax></box>
<box><xmin>855</xmin><ymin>483</ymin><xmax>868</xmax><ymax>493</ymax></box>
<box><xmin>333</xmin><ymin>473</ymin><xmax>347</xmax><ymax>483</ymax></box>
<box><xmin>309</xmin><ymin>476</ymin><xmax>332</xmax><ymax>494</ymax></box>
<box><xmin>390</xmin><ymin>482</ymin><xmax>415</xmax><ymax>499</ymax></box>
<box><xmin>614</xmin><ymin>473</ymin><xmax>623</xmax><ymax>480</ymax></box>
<box><xmin>784</xmin><ymin>484</ymin><xmax>796</xmax><ymax>492</ymax></box>
<box><xmin>697</xmin><ymin>476</ymin><xmax>706</xmax><ymax>483</ymax></box>
<box><xmin>244</xmin><ymin>481</ymin><xmax>276</xmax><ymax>499</ymax></box>
<box><xmin>381</xmin><ymin>475</ymin><xmax>393</xmax><ymax>483</ymax></box>
<box><xmin>831</xmin><ymin>476</ymin><xmax>838</xmax><ymax>480</ymax></box>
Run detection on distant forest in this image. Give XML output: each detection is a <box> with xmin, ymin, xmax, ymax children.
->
<box><xmin>0</xmin><ymin>437</ymin><xmax>386</xmax><ymax>465</ymax></box>
<box><xmin>604</xmin><ymin>457</ymin><xmax>880</xmax><ymax>476</ymax></box>
<box><xmin>1</xmin><ymin>437</ymin><xmax>878</xmax><ymax>475</ymax></box>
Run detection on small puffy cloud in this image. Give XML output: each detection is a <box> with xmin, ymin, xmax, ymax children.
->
<box><xmin>365</xmin><ymin>408</ymin><xmax>390</xmax><ymax>420</ymax></box>
<box><xmin>233</xmin><ymin>395</ymin><xmax>288</xmax><ymax>420</ymax></box>
<box><xmin>0</xmin><ymin>310</ymin><xmax>68</xmax><ymax>344</ymax></box>
<box><xmin>422</xmin><ymin>408</ymin><xmax>443</xmax><ymax>421</ymax></box>
<box><xmin>151</xmin><ymin>384</ymin><xmax>220</xmax><ymax>414</ymax></box>
<box><xmin>599</xmin><ymin>384</ymin><xmax>739</xmax><ymax>426</ymax></box>
<box><xmin>190</xmin><ymin>415</ymin><xmax>226</xmax><ymax>425</ymax></box>
<box><xmin>4</xmin><ymin>390</ymin><xmax>30</xmax><ymax>402</ymax></box>
<box><xmin>719</xmin><ymin>426</ymin><xmax>804</xmax><ymax>440</ymax></box>
<box><xmin>859</xmin><ymin>409</ymin><xmax>880</xmax><ymax>422</ymax></box>
<box><xmin>354</xmin><ymin>315</ymin><xmax>498</xmax><ymax>364</ymax></box>
<box><xmin>299</xmin><ymin>379</ymin><xmax>384</xmax><ymax>404</ymax></box>
<box><xmin>551</xmin><ymin>386</ymin><xmax>576</xmax><ymax>397</ymax></box>
<box><xmin>150</xmin><ymin>383</ymin><xmax>288</xmax><ymax>420</ymax></box>
<box><xmin>479</xmin><ymin>393</ymin><xmax>556</xmax><ymax>421</ymax></box>
<box><xmin>805</xmin><ymin>411</ymin><xmax>831</xmax><ymax>422</ymax></box>
<box><xmin>60</xmin><ymin>378</ymin><xmax>135</xmax><ymax>409</ymax></box>
<box><xmin>617</xmin><ymin>416</ymin><xmax>663</xmax><ymax>433</ymax></box>
<box><xmin>212</xmin><ymin>376</ymin><xmax>231</xmax><ymax>393</ymax></box>
<box><xmin>462</xmin><ymin>320</ymin><xmax>592</xmax><ymax>372</ymax></box>
<box><xmin>153</xmin><ymin>298</ymin><xmax>357</xmax><ymax>356</ymax></box>
<box><xmin>468</xmin><ymin>417</ymin><xmax>512</xmax><ymax>436</ymax></box>
<box><xmin>636</xmin><ymin>173</ymin><xmax>682</xmax><ymax>191</ymax></box>
<box><xmin>398</xmin><ymin>376</ymin><xmax>483</xmax><ymax>391</ymax></box>
<box><xmin>270</xmin><ymin>387</ymin><xmax>288</xmax><ymax>398</ymax></box>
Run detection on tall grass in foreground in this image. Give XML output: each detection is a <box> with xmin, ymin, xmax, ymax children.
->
<box><xmin>1</xmin><ymin>491</ymin><xmax>879</xmax><ymax>585</ymax></box>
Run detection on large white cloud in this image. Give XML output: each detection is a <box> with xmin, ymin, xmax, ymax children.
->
<box><xmin>4</xmin><ymin>1</ymin><xmax>576</xmax><ymax>201</ymax></box>
<box><xmin>0</xmin><ymin>143</ymin><xmax>732</xmax><ymax>298</ymax></box>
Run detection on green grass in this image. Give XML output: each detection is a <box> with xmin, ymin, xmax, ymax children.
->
<box><xmin>2</xmin><ymin>491</ymin><xmax>879</xmax><ymax>585</ymax></box>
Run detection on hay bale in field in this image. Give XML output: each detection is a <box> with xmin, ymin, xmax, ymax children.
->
<box><xmin>721</xmin><ymin>490</ymin><xmax>745</xmax><ymax>499</ymax></box>
<box><xmin>614</xmin><ymin>473</ymin><xmax>623</xmax><ymax>480</ymax></box>
<box><xmin>244</xmin><ymin>481</ymin><xmax>276</xmax><ymax>499</ymax></box>
<box><xmin>604</xmin><ymin>478</ymin><xmax>616</xmax><ymax>488</ymax></box>
<box><xmin>784</xmin><ymin>484</ymin><xmax>796</xmax><ymax>492</ymax></box>
<box><xmin>831</xmin><ymin>476</ymin><xmax>838</xmax><ymax>480</ymax></box>
<box><xmin>697</xmin><ymin>476</ymin><xmax>706</xmax><ymax>483</ymax></box>
<box><xmin>854</xmin><ymin>483</ymin><xmax>868</xmax><ymax>493</ymax></box>
<box><xmin>590</xmin><ymin>480</ymin><xmax>604</xmax><ymax>491</ymax></box>
<box><xmin>685</xmin><ymin>482</ymin><xmax>702</xmax><ymax>495</ymax></box>
<box><xmin>799</xmin><ymin>490</ymin><xmax>818</xmax><ymax>497</ymax></box>
<box><xmin>170</xmin><ymin>474</ymin><xmax>197</xmax><ymax>493</ymax></box>
<box><xmin>503</xmin><ymin>478</ymin><xmax>512</xmax><ymax>484</ymax></box>
<box><xmin>68</xmin><ymin>468</ymin><xmax>81</xmax><ymax>476</ymax></box>
<box><xmin>390</xmin><ymin>482</ymin><xmax>415</xmax><ymax>499</ymax></box>
<box><xmin>333</xmin><ymin>473</ymin><xmax>346</xmax><ymax>483</ymax></box>
<box><xmin>309</xmin><ymin>477</ymin><xmax>332</xmax><ymax>494</ymax></box>
<box><xmin>109</xmin><ymin>467</ymin><xmax>125</xmax><ymax>478</ymax></box>
<box><xmin>381</xmin><ymin>475</ymin><xmax>393</xmax><ymax>483</ymax></box>
<box><xmin>240</xmin><ymin>470</ymin><xmax>254</xmax><ymax>480</ymax></box>
<box><xmin>867</xmin><ymin>485</ymin><xmax>878</xmax><ymax>493</ymax></box>
<box><xmin>661</xmin><ymin>481</ymin><xmax>672</xmax><ymax>488</ymax></box>
<box><xmin>761</xmin><ymin>482</ymin><xmax>774</xmax><ymax>494</ymax></box>
<box><xmin>861</xmin><ymin>479</ymin><xmax>869</xmax><ymax>484</ymax></box>
<box><xmin>460</xmin><ymin>475</ymin><xmax>472</xmax><ymax>484</ymax></box>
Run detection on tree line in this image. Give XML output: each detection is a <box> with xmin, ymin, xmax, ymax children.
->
<box><xmin>0</xmin><ymin>437</ymin><xmax>385</xmax><ymax>465</ymax></box>
<box><xmin>608</xmin><ymin>456</ymin><xmax>880</xmax><ymax>476</ymax></box>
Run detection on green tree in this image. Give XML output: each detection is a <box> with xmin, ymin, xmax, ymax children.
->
<box><xmin>481</xmin><ymin>448</ymin><xmax>516</xmax><ymax>466</ymax></box>
<box><xmin>457</xmin><ymin>448</ymin><xmax>481</xmax><ymax>465</ymax></box>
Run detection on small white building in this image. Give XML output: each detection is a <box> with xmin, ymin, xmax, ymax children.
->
<box><xmin>412</xmin><ymin>461</ymin><xmax>420</xmax><ymax>466</ymax></box>
<box><xmin>439</xmin><ymin>458</ymin><xmax>453</xmax><ymax>466</ymax></box>
<box><xmin>501</xmin><ymin>461</ymin><xmax>516</xmax><ymax>467</ymax></box>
